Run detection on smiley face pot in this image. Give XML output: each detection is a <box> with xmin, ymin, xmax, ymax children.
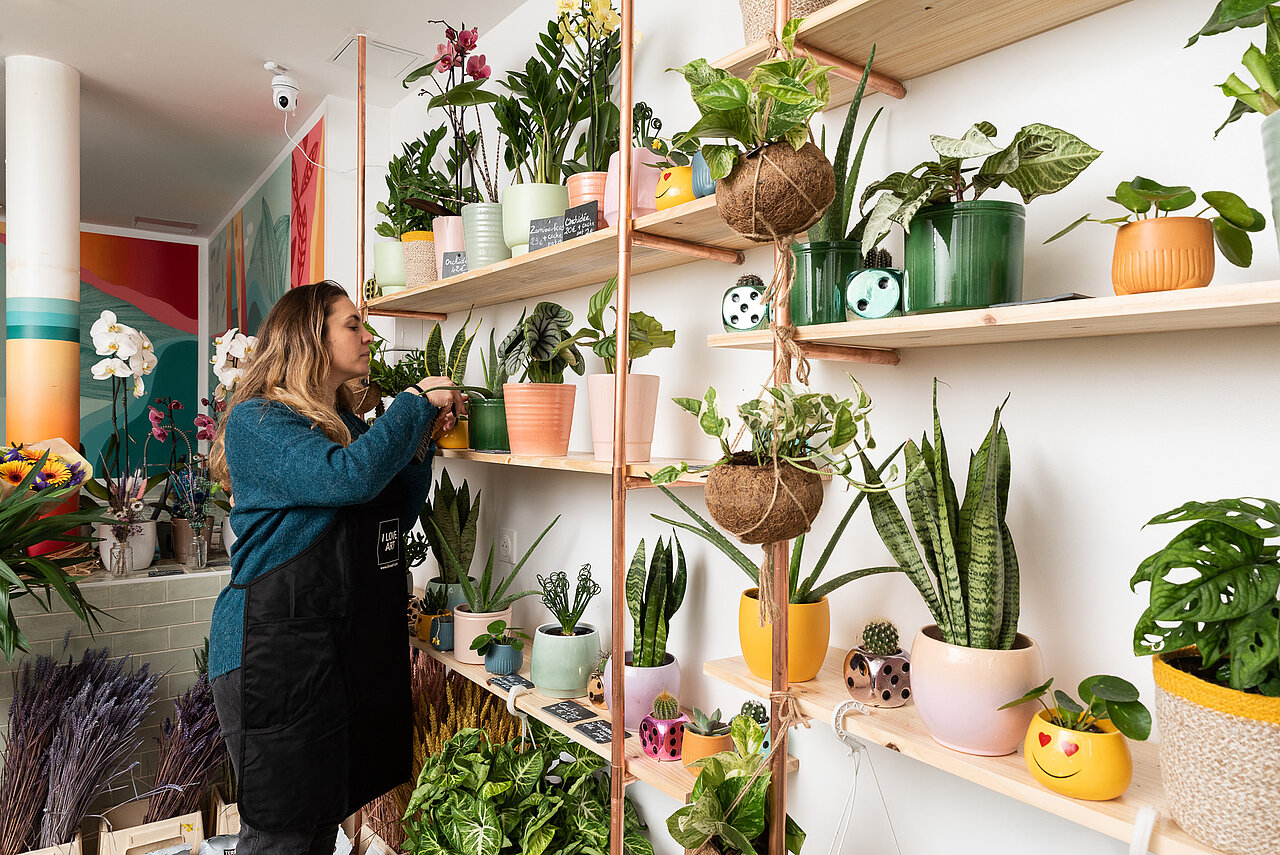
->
<box><xmin>1023</xmin><ymin>709</ymin><xmax>1133</xmax><ymax>800</ymax></box>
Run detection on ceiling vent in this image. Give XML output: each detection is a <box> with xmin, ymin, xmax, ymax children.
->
<box><xmin>329</xmin><ymin>37</ymin><xmax>422</xmax><ymax>79</ymax></box>
<box><xmin>132</xmin><ymin>216</ymin><xmax>198</xmax><ymax>235</ymax></box>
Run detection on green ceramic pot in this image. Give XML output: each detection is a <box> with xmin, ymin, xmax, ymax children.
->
<box><xmin>373</xmin><ymin>240</ymin><xmax>406</xmax><ymax>288</ymax></box>
<box><xmin>503</xmin><ymin>183</ymin><xmax>570</xmax><ymax>255</ymax></box>
<box><xmin>462</xmin><ymin>202</ymin><xmax>510</xmax><ymax>269</ymax></box>
<box><xmin>484</xmin><ymin>641</ymin><xmax>524</xmax><ymax>676</ymax></box>
<box><xmin>468</xmin><ymin>398</ymin><xmax>510</xmax><ymax>452</ymax></box>
<box><xmin>427</xmin><ymin>576</ymin><xmax>477</xmax><ymax>612</ymax></box>
<box><xmin>791</xmin><ymin>240</ymin><xmax>861</xmax><ymax>325</ymax></box>
<box><xmin>531</xmin><ymin>623</ymin><xmax>601</xmax><ymax>698</ymax></box>
<box><xmin>904</xmin><ymin>201</ymin><xmax>1025</xmax><ymax>314</ymax></box>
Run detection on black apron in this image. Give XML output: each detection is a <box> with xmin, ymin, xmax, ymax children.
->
<box><xmin>231</xmin><ymin>482</ymin><xmax>410</xmax><ymax>831</ymax></box>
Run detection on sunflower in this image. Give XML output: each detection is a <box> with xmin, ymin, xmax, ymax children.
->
<box><xmin>39</xmin><ymin>459</ymin><xmax>73</xmax><ymax>488</ymax></box>
<box><xmin>0</xmin><ymin>460</ymin><xmax>34</xmax><ymax>487</ymax></box>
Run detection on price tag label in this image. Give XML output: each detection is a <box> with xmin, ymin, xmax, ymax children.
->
<box><xmin>527</xmin><ymin>215</ymin><xmax>565</xmax><ymax>252</ymax></box>
<box><xmin>575</xmin><ymin>719</ymin><xmax>628</xmax><ymax>744</ymax></box>
<box><xmin>441</xmin><ymin>251</ymin><xmax>468</xmax><ymax>278</ymax></box>
<box><xmin>561</xmin><ymin>202</ymin><xmax>599</xmax><ymax>240</ymax></box>
<box><xmin>487</xmin><ymin>674</ymin><xmax>535</xmax><ymax>691</ymax></box>
<box><xmin>543</xmin><ymin>700</ymin><xmax>596</xmax><ymax>722</ymax></box>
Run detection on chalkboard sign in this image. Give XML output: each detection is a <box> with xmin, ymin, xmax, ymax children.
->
<box><xmin>441</xmin><ymin>251</ymin><xmax>468</xmax><ymax>278</ymax></box>
<box><xmin>487</xmin><ymin>674</ymin><xmax>535</xmax><ymax>691</ymax></box>
<box><xmin>561</xmin><ymin>202</ymin><xmax>599</xmax><ymax>241</ymax></box>
<box><xmin>527</xmin><ymin>215</ymin><xmax>565</xmax><ymax>252</ymax></box>
<box><xmin>575</xmin><ymin>720</ymin><xmax>629</xmax><ymax>744</ymax></box>
<box><xmin>543</xmin><ymin>700</ymin><xmax>596</xmax><ymax>723</ymax></box>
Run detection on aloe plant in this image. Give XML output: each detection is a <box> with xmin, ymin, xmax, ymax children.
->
<box><xmin>627</xmin><ymin>535</ymin><xmax>687</xmax><ymax>668</ymax></box>
<box><xmin>810</xmin><ymin>44</ymin><xmax>883</xmax><ymax>244</ymax></box>
<box><xmin>437</xmin><ymin>515</ymin><xmax>560</xmax><ymax>614</ymax></box>
<box><xmin>859</xmin><ymin>380</ymin><xmax>1019</xmax><ymax>651</ymax></box>
<box><xmin>418</xmin><ymin>469</ymin><xmax>479</xmax><ymax>584</ymax></box>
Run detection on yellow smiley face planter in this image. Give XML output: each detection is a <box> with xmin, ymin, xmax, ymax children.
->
<box><xmin>1023</xmin><ymin>709</ymin><xmax>1133</xmax><ymax>800</ymax></box>
<box><xmin>654</xmin><ymin>166</ymin><xmax>696</xmax><ymax>211</ymax></box>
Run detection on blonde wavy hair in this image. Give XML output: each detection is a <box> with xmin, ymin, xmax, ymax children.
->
<box><xmin>210</xmin><ymin>281</ymin><xmax>358</xmax><ymax>491</ymax></box>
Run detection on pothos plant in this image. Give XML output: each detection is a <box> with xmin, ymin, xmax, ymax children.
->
<box><xmin>498</xmin><ymin>302</ymin><xmax>590</xmax><ymax>384</ymax></box>
<box><xmin>859</xmin><ymin>121</ymin><xmax>1101</xmax><ymax>250</ymax></box>
<box><xmin>1186</xmin><ymin>1</ymin><xmax>1280</xmax><ymax>135</ymax></box>
<box><xmin>575</xmin><ymin>277</ymin><xmax>676</xmax><ymax>374</ymax></box>
<box><xmin>671</xmin><ymin>18</ymin><xmax>831</xmax><ymax>181</ymax></box>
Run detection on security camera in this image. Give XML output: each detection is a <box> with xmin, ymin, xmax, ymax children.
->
<box><xmin>271</xmin><ymin>74</ymin><xmax>299</xmax><ymax>113</ymax></box>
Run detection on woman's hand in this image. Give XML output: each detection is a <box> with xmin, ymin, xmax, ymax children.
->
<box><xmin>410</xmin><ymin>376</ymin><xmax>467</xmax><ymax>436</ymax></box>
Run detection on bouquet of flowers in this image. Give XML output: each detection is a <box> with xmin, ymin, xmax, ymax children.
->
<box><xmin>167</xmin><ymin>457</ymin><xmax>218</xmax><ymax>538</ymax></box>
<box><xmin>0</xmin><ymin>441</ymin><xmax>91</xmax><ymax>507</ymax></box>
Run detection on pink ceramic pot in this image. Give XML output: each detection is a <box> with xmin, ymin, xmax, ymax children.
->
<box><xmin>432</xmin><ymin>216</ymin><xmax>465</xmax><ymax>274</ymax></box>
<box><xmin>586</xmin><ymin>373</ymin><xmax>659</xmax><ymax>463</ymax></box>
<box><xmin>601</xmin><ymin>652</ymin><xmax>682</xmax><ymax>731</ymax></box>
<box><xmin>604</xmin><ymin>147</ymin><xmax>663</xmax><ymax>226</ymax></box>
<box><xmin>909</xmin><ymin>624</ymin><xmax>1044</xmax><ymax>756</ymax></box>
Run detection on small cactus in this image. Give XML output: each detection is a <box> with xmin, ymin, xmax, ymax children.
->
<box><xmin>860</xmin><ymin>617</ymin><xmax>900</xmax><ymax>656</ymax></box>
<box><xmin>865</xmin><ymin>247</ymin><xmax>894</xmax><ymax>269</ymax></box>
<box><xmin>740</xmin><ymin>700</ymin><xmax>768</xmax><ymax>725</ymax></box>
<box><xmin>736</xmin><ymin>273</ymin><xmax>765</xmax><ymax>291</ymax></box>
<box><xmin>652</xmin><ymin>689</ymin><xmax>681</xmax><ymax>721</ymax></box>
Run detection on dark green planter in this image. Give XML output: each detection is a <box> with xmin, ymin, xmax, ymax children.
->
<box><xmin>791</xmin><ymin>240</ymin><xmax>861</xmax><ymax>325</ymax></box>
<box><xmin>469</xmin><ymin>398</ymin><xmax>509</xmax><ymax>452</ymax></box>
<box><xmin>904</xmin><ymin>201</ymin><xmax>1025</xmax><ymax>314</ymax></box>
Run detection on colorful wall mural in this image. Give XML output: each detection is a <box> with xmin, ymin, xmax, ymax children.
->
<box><xmin>292</xmin><ymin>117</ymin><xmax>325</xmax><ymax>288</ymax></box>
<box><xmin>0</xmin><ymin>224</ymin><xmax>200</xmax><ymax>476</ymax></box>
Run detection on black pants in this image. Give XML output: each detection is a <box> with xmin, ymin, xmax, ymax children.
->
<box><xmin>212</xmin><ymin>669</ymin><xmax>340</xmax><ymax>855</ymax></box>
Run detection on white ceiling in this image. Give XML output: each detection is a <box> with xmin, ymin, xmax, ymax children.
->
<box><xmin>0</xmin><ymin>0</ymin><xmax>523</xmax><ymax>238</ymax></box>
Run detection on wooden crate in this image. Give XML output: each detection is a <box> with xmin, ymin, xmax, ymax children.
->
<box><xmin>19</xmin><ymin>832</ymin><xmax>83</xmax><ymax>855</ymax></box>
<box><xmin>97</xmin><ymin>799</ymin><xmax>202</xmax><ymax>855</ymax></box>
<box><xmin>209</xmin><ymin>785</ymin><xmax>240</xmax><ymax>836</ymax></box>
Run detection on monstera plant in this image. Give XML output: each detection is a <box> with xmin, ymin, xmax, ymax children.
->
<box><xmin>496</xmin><ymin>302</ymin><xmax>590</xmax><ymax>456</ymax></box>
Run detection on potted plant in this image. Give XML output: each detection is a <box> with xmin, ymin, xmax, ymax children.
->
<box><xmin>651</xmin><ymin>376</ymin><xmax>884</xmax><ymax>546</ymax></box>
<box><xmin>438</xmin><ymin>514</ymin><xmax>558</xmax><ymax>664</ymax></box>
<box><xmin>842</xmin><ymin>617</ymin><xmax>912</xmax><ymax>708</ymax></box>
<box><xmin>560</xmin><ymin>0</ymin><xmax>621</xmax><ymax>230</ymax></box>
<box><xmin>653</xmin><ymin>449</ymin><xmax>902</xmax><ymax>682</ymax></box>
<box><xmin>576</xmin><ymin>276</ymin><xmax>676</xmax><ymax>463</ymax></box>
<box><xmin>604</xmin><ymin>102</ymin><xmax>670</xmax><ymax>225</ymax></box>
<box><xmin>672</xmin><ymin>19</ymin><xmax>835</xmax><ymax>242</ymax></box>
<box><xmin>792</xmin><ymin>45</ymin><xmax>883</xmax><ymax>325</ymax></box>
<box><xmin>414</xmin><ymin>469</ymin><xmax>479</xmax><ymax>611</ymax></box>
<box><xmin>375</xmin><ymin>128</ymin><xmax>452</xmax><ymax>292</ymax></box>
<box><xmin>736</xmin><ymin>699</ymin><xmax>771</xmax><ymax>753</ymax></box>
<box><xmin>1046</xmin><ymin>176</ymin><xmax>1265</xmax><ymax>294</ymax></box>
<box><xmin>639</xmin><ymin>689</ymin><xmax>689</xmax><ymax>763</ymax></box>
<box><xmin>682</xmin><ymin>706</ymin><xmax>734</xmax><ymax>767</ymax></box>
<box><xmin>1131</xmin><ymin>497</ymin><xmax>1280</xmax><ymax>854</ymax></box>
<box><xmin>859</xmin><ymin>380</ymin><xmax>1042</xmax><ymax>756</ymax></box>
<box><xmin>361</xmin><ymin>326</ymin><xmax>425</xmax><ymax>416</ymax></box>
<box><xmin>530</xmin><ymin>564</ymin><xmax>602</xmax><ymax>698</ymax></box>
<box><xmin>860</xmin><ymin>121</ymin><xmax>1099</xmax><ymax>313</ymax></box>
<box><xmin>497</xmin><ymin>302</ymin><xmax>589</xmax><ymax>456</ymax></box>
<box><xmin>423</xmin><ymin>311</ymin><xmax>477</xmax><ymax>448</ymax></box>
<box><xmin>464</xmin><ymin>329</ymin><xmax>511</xmax><ymax>452</ymax></box>
<box><xmin>470</xmin><ymin>619</ymin><xmax>531</xmax><ymax>676</ymax></box>
<box><xmin>667</xmin><ymin>717</ymin><xmax>805</xmax><ymax>854</ymax></box>
<box><xmin>603</xmin><ymin>534</ymin><xmax>687</xmax><ymax>730</ymax></box>
<box><xmin>1000</xmin><ymin>674</ymin><xmax>1151</xmax><ymax>801</ymax></box>
<box><xmin>410</xmin><ymin>587</ymin><xmax>452</xmax><ymax>651</ymax></box>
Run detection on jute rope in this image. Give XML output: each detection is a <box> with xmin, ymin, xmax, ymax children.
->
<box><xmin>713</xmin><ymin>689</ymin><xmax>811</xmax><ymax>840</ymax></box>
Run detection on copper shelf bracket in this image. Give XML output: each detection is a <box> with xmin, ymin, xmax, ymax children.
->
<box><xmin>793</xmin><ymin>40</ymin><xmax>906</xmax><ymax>100</ymax></box>
<box><xmin>366</xmin><ymin>307</ymin><xmax>449</xmax><ymax>323</ymax></box>
<box><xmin>797</xmin><ymin>342</ymin><xmax>901</xmax><ymax>366</ymax></box>
<box><xmin>632</xmin><ymin>230</ymin><xmax>745</xmax><ymax>265</ymax></box>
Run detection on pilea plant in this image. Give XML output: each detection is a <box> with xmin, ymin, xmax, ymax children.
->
<box><xmin>627</xmin><ymin>534</ymin><xmax>687</xmax><ymax>668</ymax></box>
<box><xmin>498</xmin><ymin>302</ymin><xmax>590</xmax><ymax>384</ymax></box>
<box><xmin>687</xmin><ymin>706</ymin><xmax>731</xmax><ymax>737</ymax></box>
<box><xmin>575</xmin><ymin>277</ymin><xmax>676</xmax><ymax>374</ymax></box>
<box><xmin>1046</xmin><ymin>176</ymin><xmax>1266</xmax><ymax>267</ymax></box>
<box><xmin>469</xmin><ymin>619</ymin><xmax>531</xmax><ymax>657</ymax></box>
<box><xmin>1000</xmin><ymin>675</ymin><xmax>1152</xmax><ymax>740</ymax></box>
<box><xmin>537</xmin><ymin>564</ymin><xmax>601</xmax><ymax>636</ymax></box>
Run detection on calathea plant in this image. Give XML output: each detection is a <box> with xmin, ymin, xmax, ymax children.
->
<box><xmin>575</xmin><ymin>277</ymin><xmax>676</xmax><ymax>374</ymax></box>
<box><xmin>498</xmin><ymin>302</ymin><xmax>590</xmax><ymax>384</ymax></box>
<box><xmin>627</xmin><ymin>534</ymin><xmax>687</xmax><ymax>668</ymax></box>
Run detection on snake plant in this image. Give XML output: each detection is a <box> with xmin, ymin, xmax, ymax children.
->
<box><xmin>627</xmin><ymin>535</ymin><xmax>687</xmax><ymax>668</ymax></box>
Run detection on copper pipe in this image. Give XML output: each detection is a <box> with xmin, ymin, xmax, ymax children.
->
<box><xmin>610</xmin><ymin>1</ymin><xmax>636</xmax><ymax>853</ymax></box>
<box><xmin>632</xmin><ymin>231</ymin><xmax>744</xmax><ymax>265</ymax></box>
<box><xmin>356</xmin><ymin>35</ymin><xmax>367</xmax><ymax>308</ymax></box>
<box><xmin>794</xmin><ymin>39</ymin><xmax>906</xmax><ymax>99</ymax></box>
<box><xmin>798</xmin><ymin>342</ymin><xmax>901</xmax><ymax>365</ymax></box>
<box><xmin>366</xmin><ymin>308</ymin><xmax>449</xmax><ymax>323</ymax></box>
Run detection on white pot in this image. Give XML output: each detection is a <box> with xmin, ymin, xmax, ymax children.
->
<box><xmin>587</xmin><ymin>373</ymin><xmax>660</xmax><ymax>463</ymax></box>
<box><xmin>95</xmin><ymin>521</ymin><xmax>157</xmax><ymax>573</ymax></box>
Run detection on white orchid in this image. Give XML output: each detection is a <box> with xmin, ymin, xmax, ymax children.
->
<box><xmin>129</xmin><ymin>348</ymin><xmax>158</xmax><ymax>377</ymax></box>
<box><xmin>215</xmin><ymin>365</ymin><xmax>244</xmax><ymax>389</ymax></box>
<box><xmin>90</xmin><ymin>310</ymin><xmax>128</xmax><ymax>340</ymax></box>
<box><xmin>95</xmin><ymin>329</ymin><xmax>138</xmax><ymax>359</ymax></box>
<box><xmin>132</xmin><ymin>374</ymin><xmax>146</xmax><ymax>398</ymax></box>
<box><xmin>91</xmin><ymin>357</ymin><xmax>132</xmax><ymax>380</ymax></box>
<box><xmin>228</xmin><ymin>333</ymin><xmax>255</xmax><ymax>359</ymax></box>
<box><xmin>213</xmin><ymin>384</ymin><xmax>228</xmax><ymax>403</ymax></box>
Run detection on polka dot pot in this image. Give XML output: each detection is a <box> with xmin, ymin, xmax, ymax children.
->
<box><xmin>639</xmin><ymin>712</ymin><xmax>689</xmax><ymax>763</ymax></box>
<box><xmin>844</xmin><ymin>645</ymin><xmax>912</xmax><ymax>708</ymax></box>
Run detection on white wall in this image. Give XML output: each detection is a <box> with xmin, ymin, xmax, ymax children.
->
<box><xmin>376</xmin><ymin>1</ymin><xmax>1280</xmax><ymax>852</ymax></box>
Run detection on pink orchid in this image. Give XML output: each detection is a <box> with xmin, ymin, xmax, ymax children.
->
<box><xmin>170</xmin><ymin>400</ymin><xmax>184</xmax><ymax>411</ymax></box>
<box><xmin>148</xmin><ymin>406</ymin><xmax>165</xmax><ymax>426</ymax></box>
<box><xmin>194</xmin><ymin>414</ymin><xmax>216</xmax><ymax>441</ymax></box>
<box><xmin>457</xmin><ymin>28</ymin><xmax>479</xmax><ymax>51</ymax></box>
<box><xmin>445</xmin><ymin>26</ymin><xmax>457</xmax><ymax>40</ymax></box>
<box><xmin>151</xmin><ymin>425</ymin><xmax>169</xmax><ymax>443</ymax></box>
<box><xmin>466</xmin><ymin>54</ymin><xmax>491</xmax><ymax>80</ymax></box>
<box><xmin>432</xmin><ymin>41</ymin><xmax>456</xmax><ymax>72</ymax></box>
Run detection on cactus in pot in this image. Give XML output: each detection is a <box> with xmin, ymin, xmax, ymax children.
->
<box><xmin>640</xmin><ymin>689</ymin><xmax>689</xmax><ymax>762</ymax></box>
<box><xmin>845</xmin><ymin>617</ymin><xmax>912</xmax><ymax>708</ymax></box>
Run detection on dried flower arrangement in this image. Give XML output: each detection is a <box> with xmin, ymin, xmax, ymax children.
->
<box><xmin>144</xmin><ymin>675</ymin><xmax>226</xmax><ymax>823</ymax></box>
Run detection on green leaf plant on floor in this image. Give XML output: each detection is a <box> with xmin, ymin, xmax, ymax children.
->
<box><xmin>1186</xmin><ymin>1</ymin><xmax>1280</xmax><ymax>135</ymax></box>
<box><xmin>1045</xmin><ymin>176</ymin><xmax>1267</xmax><ymax>267</ymax></box>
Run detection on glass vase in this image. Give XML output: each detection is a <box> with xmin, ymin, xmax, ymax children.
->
<box><xmin>109</xmin><ymin>540</ymin><xmax>133</xmax><ymax>577</ymax></box>
<box><xmin>188</xmin><ymin>534</ymin><xmax>208</xmax><ymax>569</ymax></box>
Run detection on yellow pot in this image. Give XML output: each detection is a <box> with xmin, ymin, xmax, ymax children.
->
<box><xmin>437</xmin><ymin>418</ymin><xmax>469</xmax><ymax>449</ymax></box>
<box><xmin>681</xmin><ymin>730</ymin><xmax>735</xmax><ymax>767</ymax></box>
<box><xmin>655</xmin><ymin>165</ymin><xmax>696</xmax><ymax>211</ymax></box>
<box><xmin>1023</xmin><ymin>709</ymin><xmax>1133</xmax><ymax>800</ymax></box>
<box><xmin>401</xmin><ymin>230</ymin><xmax>434</xmax><ymax>242</ymax></box>
<box><xmin>415</xmin><ymin>612</ymin><xmax>450</xmax><ymax>643</ymax></box>
<box><xmin>738</xmin><ymin>588</ymin><xmax>830</xmax><ymax>683</ymax></box>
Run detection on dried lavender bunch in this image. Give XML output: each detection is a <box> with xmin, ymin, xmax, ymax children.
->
<box><xmin>39</xmin><ymin>656</ymin><xmax>158</xmax><ymax>847</ymax></box>
<box><xmin>145</xmin><ymin>676</ymin><xmax>225</xmax><ymax>822</ymax></box>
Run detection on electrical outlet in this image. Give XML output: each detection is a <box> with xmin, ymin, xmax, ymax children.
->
<box><xmin>498</xmin><ymin>528</ymin><xmax>517</xmax><ymax>564</ymax></box>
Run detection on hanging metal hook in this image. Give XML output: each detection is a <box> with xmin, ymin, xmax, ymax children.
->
<box><xmin>830</xmin><ymin>698</ymin><xmax>871</xmax><ymax>753</ymax></box>
<box><xmin>506</xmin><ymin>684</ymin><xmax>536</xmax><ymax>750</ymax></box>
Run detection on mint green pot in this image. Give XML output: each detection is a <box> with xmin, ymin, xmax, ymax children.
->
<box><xmin>791</xmin><ymin>240</ymin><xmax>861</xmax><ymax>325</ymax></box>
<box><xmin>462</xmin><ymin>202</ymin><xmax>511</xmax><ymax>269</ymax></box>
<box><xmin>531</xmin><ymin>623</ymin><xmax>601</xmax><ymax>699</ymax></box>
<box><xmin>503</xmin><ymin>183</ymin><xmax>570</xmax><ymax>255</ymax></box>
<box><xmin>904</xmin><ymin>201</ymin><xmax>1025</xmax><ymax>314</ymax></box>
<box><xmin>427</xmin><ymin>576</ymin><xmax>477</xmax><ymax>612</ymax></box>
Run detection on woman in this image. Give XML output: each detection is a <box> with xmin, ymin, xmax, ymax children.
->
<box><xmin>208</xmin><ymin>281</ymin><xmax>461</xmax><ymax>855</ymax></box>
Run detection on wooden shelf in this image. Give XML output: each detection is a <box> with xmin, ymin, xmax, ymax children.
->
<box><xmin>412</xmin><ymin>638</ymin><xmax>797</xmax><ymax>802</ymax></box>
<box><xmin>707</xmin><ymin>281</ymin><xmax>1280</xmax><ymax>354</ymax></box>
<box><xmin>368</xmin><ymin>196</ymin><xmax>755</xmax><ymax>316</ymax></box>
<box><xmin>436</xmin><ymin>449</ymin><xmax>710</xmax><ymax>486</ymax></box>
<box><xmin>713</xmin><ymin>0</ymin><xmax>1131</xmax><ymax>110</ymax></box>
<box><xmin>705</xmin><ymin>649</ymin><xmax>1214</xmax><ymax>855</ymax></box>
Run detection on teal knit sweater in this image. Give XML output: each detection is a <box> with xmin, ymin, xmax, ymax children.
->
<box><xmin>208</xmin><ymin>393</ymin><xmax>437</xmax><ymax>681</ymax></box>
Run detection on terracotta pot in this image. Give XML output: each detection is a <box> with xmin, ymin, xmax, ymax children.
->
<box><xmin>910</xmin><ymin>624</ymin><xmax>1045</xmax><ymax>756</ymax></box>
<box><xmin>716</xmin><ymin>141</ymin><xmax>835</xmax><ymax>242</ymax></box>
<box><xmin>567</xmin><ymin>171</ymin><xmax>609</xmax><ymax>230</ymax></box>
<box><xmin>681</xmin><ymin>730</ymin><xmax>735</xmax><ymax>767</ymax></box>
<box><xmin>452</xmin><ymin>604</ymin><xmax>512</xmax><ymax>665</ymax></box>
<box><xmin>705</xmin><ymin>458</ymin><xmax>823</xmax><ymax>544</ymax></box>
<box><xmin>432</xmin><ymin>216</ymin><xmax>465</xmax><ymax>273</ymax></box>
<box><xmin>502</xmin><ymin>383</ymin><xmax>575</xmax><ymax>456</ymax></box>
<box><xmin>601</xmin><ymin>652</ymin><xmax>682</xmax><ymax>731</ymax></box>
<box><xmin>1023</xmin><ymin>709</ymin><xmax>1133</xmax><ymax>801</ymax></box>
<box><xmin>738</xmin><ymin>589</ymin><xmax>831</xmax><ymax>682</ymax></box>
<box><xmin>586</xmin><ymin>373</ymin><xmax>659</xmax><ymax>463</ymax></box>
<box><xmin>1112</xmin><ymin>217</ymin><xmax>1215</xmax><ymax>295</ymax></box>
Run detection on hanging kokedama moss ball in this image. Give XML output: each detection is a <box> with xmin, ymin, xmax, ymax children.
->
<box><xmin>716</xmin><ymin>141</ymin><xmax>835</xmax><ymax>242</ymax></box>
<box><xmin>704</xmin><ymin>454</ymin><xmax>824</xmax><ymax>545</ymax></box>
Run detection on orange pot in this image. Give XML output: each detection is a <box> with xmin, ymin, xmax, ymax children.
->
<box><xmin>738</xmin><ymin>588</ymin><xmax>831</xmax><ymax>683</ymax></box>
<box><xmin>1112</xmin><ymin>217</ymin><xmax>1215</xmax><ymax>295</ymax></box>
<box><xmin>681</xmin><ymin>730</ymin><xmax>735</xmax><ymax>767</ymax></box>
<box><xmin>502</xmin><ymin>383</ymin><xmax>576</xmax><ymax>456</ymax></box>
<box><xmin>567</xmin><ymin>171</ymin><xmax>609</xmax><ymax>230</ymax></box>
<box><xmin>437</xmin><ymin>418</ymin><xmax>469</xmax><ymax>449</ymax></box>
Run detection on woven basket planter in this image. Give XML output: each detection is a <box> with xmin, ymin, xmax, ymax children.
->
<box><xmin>739</xmin><ymin>0</ymin><xmax>835</xmax><ymax>43</ymax></box>
<box><xmin>704</xmin><ymin>456</ymin><xmax>823</xmax><ymax>544</ymax></box>
<box><xmin>403</xmin><ymin>239</ymin><xmax>437</xmax><ymax>288</ymax></box>
<box><xmin>716</xmin><ymin>142</ymin><xmax>835</xmax><ymax>242</ymax></box>
<box><xmin>1153</xmin><ymin>651</ymin><xmax>1280</xmax><ymax>855</ymax></box>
